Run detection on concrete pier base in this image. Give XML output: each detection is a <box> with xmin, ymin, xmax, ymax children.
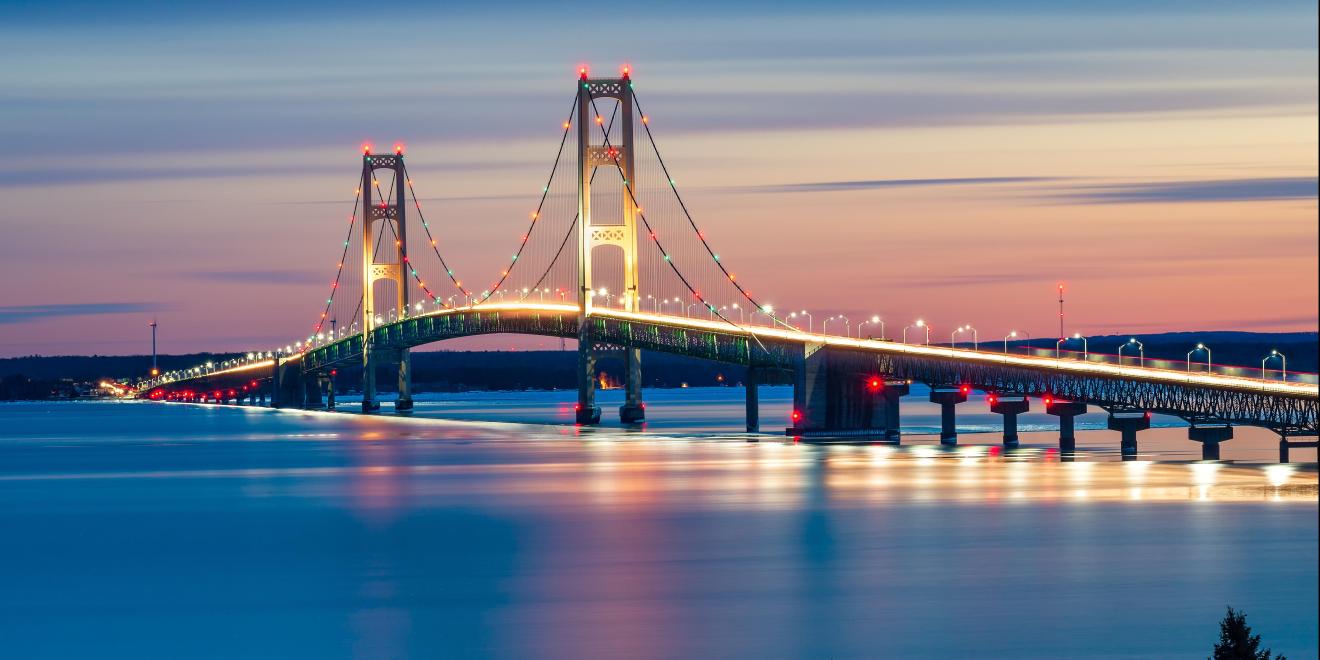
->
<box><xmin>619</xmin><ymin>347</ymin><xmax>645</xmax><ymax>424</ymax></box>
<box><xmin>1278</xmin><ymin>435</ymin><xmax>1319</xmax><ymax>463</ymax></box>
<box><xmin>1044</xmin><ymin>399</ymin><xmax>1087</xmax><ymax>451</ymax></box>
<box><xmin>989</xmin><ymin>396</ymin><xmax>1030</xmax><ymax>447</ymax></box>
<box><xmin>929</xmin><ymin>387</ymin><xmax>968</xmax><ymax>445</ymax></box>
<box><xmin>745</xmin><ymin>367</ymin><xmax>760</xmax><ymax>433</ymax></box>
<box><xmin>882</xmin><ymin>381</ymin><xmax>909</xmax><ymax>443</ymax></box>
<box><xmin>1107</xmin><ymin>412</ymin><xmax>1151</xmax><ymax>460</ymax></box>
<box><xmin>1189</xmin><ymin>425</ymin><xmax>1232</xmax><ymax>460</ymax></box>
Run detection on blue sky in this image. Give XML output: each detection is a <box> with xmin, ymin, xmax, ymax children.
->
<box><xmin>1</xmin><ymin>1</ymin><xmax>1315</xmax><ymax>355</ymax></box>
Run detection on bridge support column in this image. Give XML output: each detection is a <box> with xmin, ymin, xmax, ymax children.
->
<box><xmin>575</xmin><ymin>341</ymin><xmax>601</xmax><ymax>425</ymax></box>
<box><xmin>1188</xmin><ymin>425</ymin><xmax>1232</xmax><ymax>460</ymax></box>
<box><xmin>619</xmin><ymin>347</ymin><xmax>644</xmax><ymax>424</ymax></box>
<box><xmin>1045</xmin><ymin>399</ymin><xmax>1088</xmax><ymax>452</ymax></box>
<box><xmin>1107</xmin><ymin>412</ymin><xmax>1150</xmax><ymax>460</ymax></box>
<box><xmin>1277</xmin><ymin>434</ymin><xmax>1317</xmax><ymax>463</ymax></box>
<box><xmin>361</xmin><ymin>355</ymin><xmax>380</xmax><ymax>413</ymax></box>
<box><xmin>395</xmin><ymin>349</ymin><xmax>413</xmax><ymax>412</ymax></box>
<box><xmin>882</xmin><ymin>381</ymin><xmax>908</xmax><ymax>443</ymax></box>
<box><xmin>787</xmin><ymin>345</ymin><xmax>884</xmax><ymax>437</ymax></box>
<box><xmin>989</xmin><ymin>396</ymin><xmax>1030</xmax><ymax>447</ymax></box>
<box><xmin>302</xmin><ymin>375</ymin><xmax>323</xmax><ymax>409</ymax></box>
<box><xmin>745</xmin><ymin>366</ymin><xmax>760</xmax><ymax>433</ymax></box>
<box><xmin>324</xmin><ymin>375</ymin><xmax>336</xmax><ymax>411</ymax></box>
<box><xmin>929</xmin><ymin>387</ymin><xmax>968</xmax><ymax>445</ymax></box>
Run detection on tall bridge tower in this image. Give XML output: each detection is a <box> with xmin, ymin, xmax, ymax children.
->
<box><xmin>361</xmin><ymin>150</ymin><xmax>413</xmax><ymax>412</ymax></box>
<box><xmin>576</xmin><ymin>67</ymin><xmax>644</xmax><ymax>424</ymax></box>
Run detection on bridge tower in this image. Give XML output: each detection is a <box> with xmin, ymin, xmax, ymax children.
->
<box><xmin>361</xmin><ymin>149</ymin><xmax>413</xmax><ymax>412</ymax></box>
<box><xmin>575</xmin><ymin>67</ymin><xmax>644</xmax><ymax>425</ymax></box>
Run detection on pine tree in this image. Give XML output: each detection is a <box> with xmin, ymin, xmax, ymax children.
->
<box><xmin>1211</xmin><ymin>606</ymin><xmax>1286</xmax><ymax>660</ymax></box>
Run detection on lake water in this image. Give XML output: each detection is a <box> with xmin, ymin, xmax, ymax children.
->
<box><xmin>1</xmin><ymin>386</ymin><xmax>1316</xmax><ymax>658</ymax></box>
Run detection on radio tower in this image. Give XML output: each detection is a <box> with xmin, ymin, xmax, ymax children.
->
<box><xmin>149</xmin><ymin>318</ymin><xmax>159</xmax><ymax>377</ymax></box>
<box><xmin>1057</xmin><ymin>283</ymin><xmax>1065</xmax><ymax>340</ymax></box>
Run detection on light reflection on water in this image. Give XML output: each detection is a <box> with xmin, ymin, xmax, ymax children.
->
<box><xmin>0</xmin><ymin>394</ymin><xmax>1316</xmax><ymax>659</ymax></box>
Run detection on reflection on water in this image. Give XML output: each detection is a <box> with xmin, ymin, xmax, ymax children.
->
<box><xmin>0</xmin><ymin>395</ymin><xmax>1316</xmax><ymax>659</ymax></box>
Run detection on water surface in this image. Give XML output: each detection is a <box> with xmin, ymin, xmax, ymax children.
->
<box><xmin>1</xmin><ymin>388</ymin><xmax>1315</xmax><ymax>658</ymax></box>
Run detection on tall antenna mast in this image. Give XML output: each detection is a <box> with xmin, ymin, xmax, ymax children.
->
<box><xmin>1057</xmin><ymin>283</ymin><xmax>1065</xmax><ymax>340</ymax></box>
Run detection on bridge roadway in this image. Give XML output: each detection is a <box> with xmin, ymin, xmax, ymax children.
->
<box><xmin>144</xmin><ymin>302</ymin><xmax>1318</xmax><ymax>444</ymax></box>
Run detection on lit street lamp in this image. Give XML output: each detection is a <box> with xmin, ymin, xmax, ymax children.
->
<box><xmin>902</xmin><ymin>319</ymin><xmax>929</xmax><ymax>345</ymax></box>
<box><xmin>858</xmin><ymin>315</ymin><xmax>884</xmax><ymax>339</ymax></box>
<box><xmin>1262</xmin><ymin>350</ymin><xmax>1287</xmax><ymax>380</ymax></box>
<box><xmin>1056</xmin><ymin>333</ymin><xmax>1087</xmax><ymax>359</ymax></box>
<box><xmin>1119</xmin><ymin>338</ymin><xmax>1144</xmax><ymax>367</ymax></box>
<box><xmin>793</xmin><ymin>310</ymin><xmax>812</xmax><ymax>333</ymax></box>
<box><xmin>825</xmin><ymin>315</ymin><xmax>850</xmax><ymax>336</ymax></box>
<box><xmin>952</xmin><ymin>325</ymin><xmax>978</xmax><ymax>350</ymax></box>
<box><xmin>1187</xmin><ymin>343</ymin><xmax>1211</xmax><ymax>373</ymax></box>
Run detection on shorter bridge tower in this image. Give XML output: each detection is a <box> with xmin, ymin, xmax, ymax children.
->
<box><xmin>575</xmin><ymin>67</ymin><xmax>644</xmax><ymax>424</ymax></box>
<box><xmin>361</xmin><ymin>149</ymin><xmax>413</xmax><ymax>412</ymax></box>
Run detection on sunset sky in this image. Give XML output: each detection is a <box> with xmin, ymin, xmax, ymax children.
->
<box><xmin>1</xmin><ymin>1</ymin><xmax>1316</xmax><ymax>357</ymax></box>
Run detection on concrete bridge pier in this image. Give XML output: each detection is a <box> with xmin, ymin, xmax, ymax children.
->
<box><xmin>302</xmin><ymin>376</ymin><xmax>323</xmax><ymax>409</ymax></box>
<box><xmin>1045</xmin><ymin>399</ymin><xmax>1088</xmax><ymax>452</ymax></box>
<box><xmin>787</xmin><ymin>346</ymin><xmax>887</xmax><ymax>437</ymax></box>
<box><xmin>324</xmin><ymin>375</ymin><xmax>336</xmax><ymax>410</ymax></box>
<box><xmin>361</xmin><ymin>350</ymin><xmax>380</xmax><ymax>413</ymax></box>
<box><xmin>882</xmin><ymin>381</ymin><xmax>909</xmax><ymax>443</ymax></box>
<box><xmin>989</xmin><ymin>396</ymin><xmax>1030</xmax><ymax>447</ymax></box>
<box><xmin>929</xmin><ymin>387</ymin><xmax>968</xmax><ymax>445</ymax></box>
<box><xmin>271</xmin><ymin>358</ymin><xmax>306</xmax><ymax>409</ymax></box>
<box><xmin>619</xmin><ymin>347</ymin><xmax>645</xmax><ymax>424</ymax></box>
<box><xmin>1107</xmin><ymin>412</ymin><xmax>1151</xmax><ymax>460</ymax></box>
<box><xmin>575</xmin><ymin>338</ymin><xmax>601</xmax><ymax>425</ymax></box>
<box><xmin>745</xmin><ymin>366</ymin><xmax>761</xmax><ymax>433</ymax></box>
<box><xmin>1188</xmin><ymin>425</ymin><xmax>1232</xmax><ymax>460</ymax></box>
<box><xmin>395</xmin><ymin>349</ymin><xmax>413</xmax><ymax>412</ymax></box>
<box><xmin>1278</xmin><ymin>434</ymin><xmax>1319</xmax><ymax>463</ymax></box>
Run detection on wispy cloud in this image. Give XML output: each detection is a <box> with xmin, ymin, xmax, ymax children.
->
<box><xmin>0</xmin><ymin>303</ymin><xmax>173</xmax><ymax>324</ymax></box>
<box><xmin>1053</xmin><ymin>176</ymin><xmax>1317</xmax><ymax>204</ymax></box>
<box><xmin>182</xmin><ymin>270</ymin><xmax>325</xmax><ymax>285</ymax></box>
<box><xmin>728</xmin><ymin>176</ymin><xmax>1061</xmax><ymax>194</ymax></box>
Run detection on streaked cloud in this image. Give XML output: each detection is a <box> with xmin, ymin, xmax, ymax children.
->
<box><xmin>0</xmin><ymin>303</ymin><xmax>174</xmax><ymax>325</ymax></box>
<box><xmin>182</xmin><ymin>270</ymin><xmax>326</xmax><ymax>285</ymax></box>
<box><xmin>1054</xmin><ymin>176</ymin><xmax>1317</xmax><ymax>204</ymax></box>
<box><xmin>728</xmin><ymin>176</ymin><xmax>1061</xmax><ymax>194</ymax></box>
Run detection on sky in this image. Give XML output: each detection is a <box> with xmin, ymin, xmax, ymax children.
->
<box><xmin>1</xmin><ymin>1</ymin><xmax>1316</xmax><ymax>357</ymax></box>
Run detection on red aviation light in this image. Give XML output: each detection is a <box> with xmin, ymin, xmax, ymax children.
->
<box><xmin>394</xmin><ymin>143</ymin><xmax>404</xmax><ymax>154</ymax></box>
<box><xmin>362</xmin><ymin>143</ymin><xmax>372</xmax><ymax>155</ymax></box>
<box><xmin>1044</xmin><ymin>395</ymin><xmax>1054</xmax><ymax>406</ymax></box>
<box><xmin>960</xmin><ymin>384</ymin><xmax>970</xmax><ymax>394</ymax></box>
<box><xmin>988</xmin><ymin>394</ymin><xmax>998</xmax><ymax>405</ymax></box>
<box><xmin>578</xmin><ymin>65</ymin><xmax>589</xmax><ymax>79</ymax></box>
<box><xmin>791</xmin><ymin>410</ymin><xmax>803</xmax><ymax>422</ymax></box>
<box><xmin>620</xmin><ymin>63</ymin><xmax>631</xmax><ymax>78</ymax></box>
<box><xmin>868</xmin><ymin>377</ymin><xmax>882</xmax><ymax>392</ymax></box>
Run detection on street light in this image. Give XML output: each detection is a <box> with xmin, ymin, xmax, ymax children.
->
<box><xmin>825</xmin><ymin>315</ymin><xmax>850</xmax><ymax>336</ymax></box>
<box><xmin>796</xmin><ymin>310</ymin><xmax>812</xmax><ymax>333</ymax></box>
<box><xmin>752</xmin><ymin>304</ymin><xmax>776</xmax><ymax>325</ymax></box>
<box><xmin>952</xmin><ymin>325</ymin><xmax>978</xmax><ymax>350</ymax></box>
<box><xmin>902</xmin><ymin>319</ymin><xmax>929</xmax><ymax>345</ymax></box>
<box><xmin>1055</xmin><ymin>333</ymin><xmax>1087</xmax><ymax>359</ymax></box>
<box><xmin>1003</xmin><ymin>331</ymin><xmax>1017</xmax><ymax>354</ymax></box>
<box><xmin>1187</xmin><ymin>343</ymin><xmax>1211</xmax><ymax>373</ymax></box>
<box><xmin>1119</xmin><ymin>338</ymin><xmax>1144</xmax><ymax>367</ymax></box>
<box><xmin>858</xmin><ymin>315</ymin><xmax>884</xmax><ymax>339</ymax></box>
<box><xmin>687</xmin><ymin>301</ymin><xmax>704</xmax><ymax>317</ymax></box>
<box><xmin>1262</xmin><ymin>350</ymin><xmax>1286</xmax><ymax>380</ymax></box>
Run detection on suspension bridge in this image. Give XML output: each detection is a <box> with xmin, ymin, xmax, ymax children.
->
<box><xmin>137</xmin><ymin>67</ymin><xmax>1319</xmax><ymax>461</ymax></box>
